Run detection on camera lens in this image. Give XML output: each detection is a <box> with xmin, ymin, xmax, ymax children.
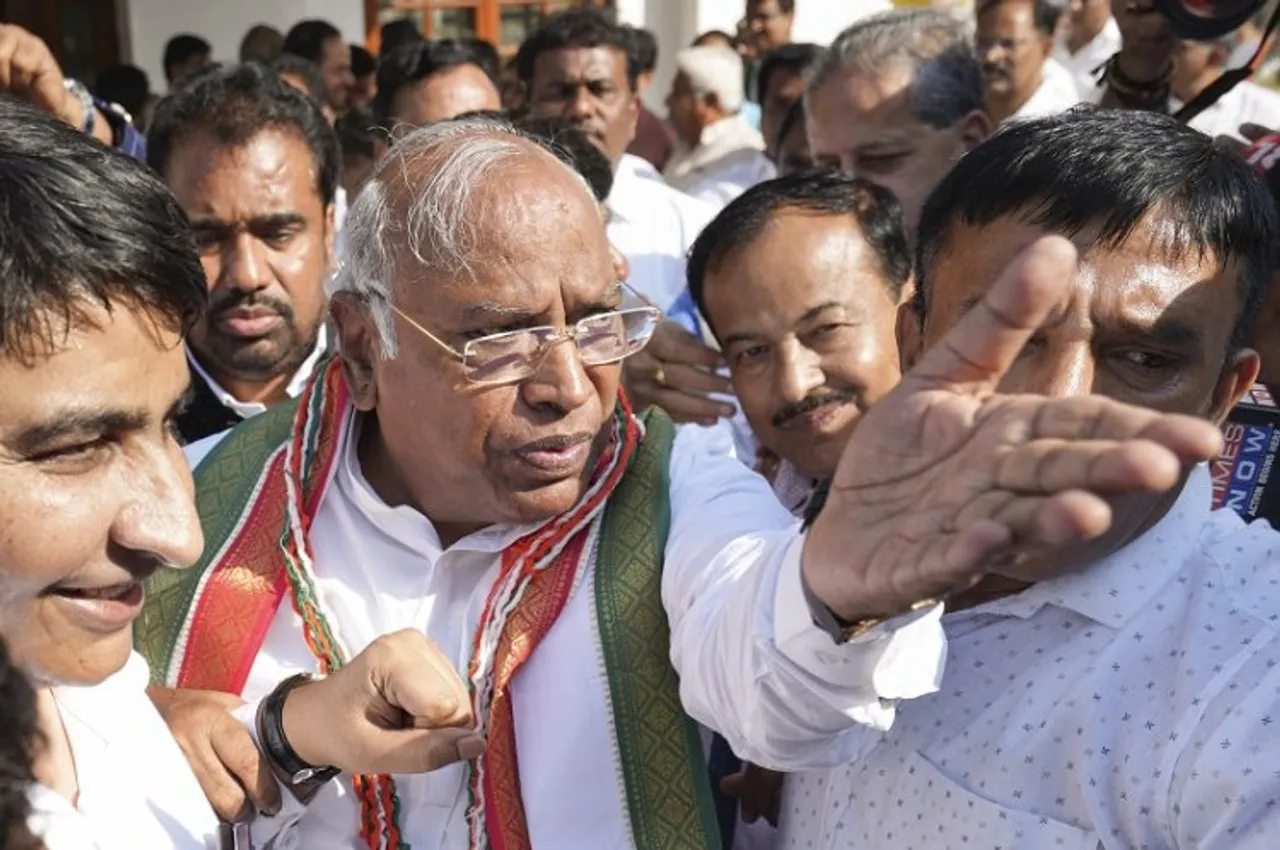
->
<box><xmin>1157</xmin><ymin>0</ymin><xmax>1266</xmax><ymax>39</ymax></box>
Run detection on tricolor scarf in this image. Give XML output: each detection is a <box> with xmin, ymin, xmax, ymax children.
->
<box><xmin>138</xmin><ymin>358</ymin><xmax>720</xmax><ymax>850</ymax></box>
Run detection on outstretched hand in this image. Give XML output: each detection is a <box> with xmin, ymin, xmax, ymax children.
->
<box><xmin>802</xmin><ymin>237</ymin><xmax>1223</xmax><ymax>622</ymax></box>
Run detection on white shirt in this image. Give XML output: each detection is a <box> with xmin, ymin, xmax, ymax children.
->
<box><xmin>187</xmin><ymin>325</ymin><xmax>328</xmax><ymax>420</ymax></box>
<box><xmin>608</xmin><ymin>153</ymin><xmax>717</xmax><ymax>311</ymax></box>
<box><xmin>26</xmin><ymin>653</ymin><xmax>220</xmax><ymax>850</ymax></box>
<box><xmin>1009</xmin><ymin>58</ymin><xmax>1082</xmax><ymax>122</ymax></box>
<box><xmin>1179</xmin><ymin>80</ymin><xmax>1280</xmax><ymax>141</ymax></box>
<box><xmin>187</xmin><ymin>411</ymin><xmax>946</xmax><ymax>850</ymax></box>
<box><xmin>1053</xmin><ymin>17</ymin><xmax>1122</xmax><ymax>103</ymax></box>
<box><xmin>780</xmin><ymin>466</ymin><xmax>1280</xmax><ymax>849</ymax></box>
<box><xmin>664</xmin><ymin>115</ymin><xmax>776</xmax><ymax>210</ymax></box>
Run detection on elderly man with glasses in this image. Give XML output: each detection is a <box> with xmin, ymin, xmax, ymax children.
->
<box><xmin>135</xmin><ymin>117</ymin><xmax>1223</xmax><ymax>850</ymax></box>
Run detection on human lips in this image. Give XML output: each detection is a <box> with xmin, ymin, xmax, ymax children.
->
<box><xmin>512</xmin><ymin>433</ymin><xmax>594</xmax><ymax>476</ymax></box>
<box><xmin>216</xmin><ymin>305</ymin><xmax>284</xmax><ymax>338</ymax></box>
<box><xmin>44</xmin><ymin>580</ymin><xmax>149</xmax><ymax>633</ymax></box>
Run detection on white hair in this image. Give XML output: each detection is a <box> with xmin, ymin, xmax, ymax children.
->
<box><xmin>675</xmin><ymin>45</ymin><xmax>745</xmax><ymax>114</ymax></box>
<box><xmin>328</xmin><ymin>116</ymin><xmax>593</xmax><ymax>358</ymax></box>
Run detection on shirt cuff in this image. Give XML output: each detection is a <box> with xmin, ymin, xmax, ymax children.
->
<box><xmin>772</xmin><ymin>535</ymin><xmax>946</xmax><ymax>729</ymax></box>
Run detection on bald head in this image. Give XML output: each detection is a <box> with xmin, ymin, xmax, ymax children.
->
<box><xmin>333</xmin><ymin>117</ymin><xmax>604</xmax><ymax>355</ymax></box>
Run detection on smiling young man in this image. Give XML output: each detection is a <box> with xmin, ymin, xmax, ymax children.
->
<box><xmin>147</xmin><ymin>63</ymin><xmax>340</xmax><ymax>443</ymax></box>
<box><xmin>783</xmin><ymin>107</ymin><xmax>1280</xmax><ymax>850</ymax></box>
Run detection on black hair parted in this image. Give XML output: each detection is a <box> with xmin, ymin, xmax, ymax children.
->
<box><xmin>373</xmin><ymin>39</ymin><xmax>497</xmax><ymax>126</ymax></box>
<box><xmin>283</xmin><ymin>19</ymin><xmax>342</xmax><ymax>64</ymax></box>
<box><xmin>914</xmin><ymin>107</ymin><xmax>1280</xmax><ymax>350</ymax></box>
<box><xmin>147</xmin><ymin>62</ymin><xmax>340</xmax><ymax>207</ymax></box>
<box><xmin>515</xmin><ymin>8</ymin><xmax>638</xmax><ymax>92</ymax></box>
<box><xmin>0</xmin><ymin>95</ymin><xmax>206</xmax><ymax>360</ymax></box>
<box><xmin>688</xmin><ymin>168</ymin><xmax>911</xmax><ymax>336</ymax></box>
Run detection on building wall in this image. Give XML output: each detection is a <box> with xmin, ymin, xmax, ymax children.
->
<box><xmin>123</xmin><ymin>0</ymin><xmax>362</xmax><ymax>92</ymax></box>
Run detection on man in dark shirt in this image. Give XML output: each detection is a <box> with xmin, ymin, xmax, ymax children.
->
<box><xmin>147</xmin><ymin>64</ymin><xmax>340</xmax><ymax>443</ymax></box>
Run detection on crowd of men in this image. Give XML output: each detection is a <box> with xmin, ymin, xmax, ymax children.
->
<box><xmin>1</xmin><ymin>0</ymin><xmax>1280</xmax><ymax>848</ymax></box>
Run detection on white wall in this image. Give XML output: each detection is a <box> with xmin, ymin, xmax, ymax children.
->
<box><xmin>123</xmin><ymin>0</ymin><xmax>363</xmax><ymax>92</ymax></box>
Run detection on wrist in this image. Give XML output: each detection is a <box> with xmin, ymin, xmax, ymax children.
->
<box><xmin>271</xmin><ymin>674</ymin><xmax>337</xmax><ymax>777</ymax></box>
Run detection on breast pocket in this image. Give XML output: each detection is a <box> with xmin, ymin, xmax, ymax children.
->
<box><xmin>863</xmin><ymin>752</ymin><xmax>1099</xmax><ymax>850</ymax></box>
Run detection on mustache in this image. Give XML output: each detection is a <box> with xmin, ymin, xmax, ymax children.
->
<box><xmin>982</xmin><ymin>63</ymin><xmax>1010</xmax><ymax>78</ymax></box>
<box><xmin>772</xmin><ymin>391</ymin><xmax>858</xmax><ymax>429</ymax></box>
<box><xmin>207</xmin><ymin>290</ymin><xmax>295</xmax><ymax>322</ymax></box>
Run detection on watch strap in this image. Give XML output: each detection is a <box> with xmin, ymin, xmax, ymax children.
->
<box><xmin>256</xmin><ymin>673</ymin><xmax>341</xmax><ymax>788</ymax></box>
<box><xmin>61</xmin><ymin>78</ymin><xmax>95</xmax><ymax>135</ymax></box>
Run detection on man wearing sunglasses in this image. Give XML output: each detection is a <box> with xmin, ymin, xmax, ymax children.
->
<box><xmin>137</xmin><ymin>116</ymin><xmax>1223</xmax><ymax>850</ymax></box>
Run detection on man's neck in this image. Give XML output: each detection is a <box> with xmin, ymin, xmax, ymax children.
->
<box><xmin>1066</xmin><ymin>15</ymin><xmax>1108</xmax><ymax>54</ymax></box>
<box><xmin>33</xmin><ymin>686</ymin><xmax>78</xmax><ymax>804</ymax></box>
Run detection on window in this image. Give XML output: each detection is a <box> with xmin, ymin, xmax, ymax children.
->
<box><xmin>366</xmin><ymin>1</ymin><xmax>617</xmax><ymax>57</ymax></box>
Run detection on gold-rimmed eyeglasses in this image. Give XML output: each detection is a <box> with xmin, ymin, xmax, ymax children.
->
<box><xmin>389</xmin><ymin>282</ymin><xmax>663</xmax><ymax>387</ymax></box>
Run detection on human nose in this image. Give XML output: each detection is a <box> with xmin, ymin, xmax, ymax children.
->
<box><xmin>1025</xmin><ymin>344</ymin><xmax>1095</xmax><ymax>398</ymax></box>
<box><xmin>221</xmin><ymin>230</ymin><xmax>272</xmax><ymax>294</ymax></box>
<box><xmin>775</xmin><ymin>338</ymin><xmax>825</xmax><ymax>404</ymax></box>
<box><xmin>520</xmin><ymin>333</ymin><xmax>593</xmax><ymax>412</ymax></box>
<box><xmin>111</xmin><ymin>439</ymin><xmax>205</xmax><ymax>571</ymax></box>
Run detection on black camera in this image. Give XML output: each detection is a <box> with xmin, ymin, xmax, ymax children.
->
<box><xmin>1157</xmin><ymin>0</ymin><xmax>1268</xmax><ymax>41</ymax></box>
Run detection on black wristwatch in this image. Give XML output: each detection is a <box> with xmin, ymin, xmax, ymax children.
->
<box><xmin>256</xmin><ymin>673</ymin><xmax>342</xmax><ymax>786</ymax></box>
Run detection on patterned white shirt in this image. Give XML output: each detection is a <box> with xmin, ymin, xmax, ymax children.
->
<box><xmin>780</xmin><ymin>465</ymin><xmax>1280</xmax><ymax>849</ymax></box>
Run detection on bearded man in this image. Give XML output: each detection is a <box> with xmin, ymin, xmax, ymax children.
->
<box><xmin>137</xmin><ymin>116</ymin><xmax>1221</xmax><ymax>850</ymax></box>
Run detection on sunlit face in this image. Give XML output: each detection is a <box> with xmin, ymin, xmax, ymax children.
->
<box><xmin>704</xmin><ymin>210</ymin><xmax>902</xmax><ymax>479</ymax></box>
<box><xmin>745</xmin><ymin>0</ymin><xmax>794</xmax><ymax>54</ymax></box>
<box><xmin>389</xmin><ymin>64</ymin><xmax>502</xmax><ymax>136</ymax></box>
<box><xmin>335</xmin><ymin>151</ymin><xmax>623</xmax><ymax>539</ymax></box>
<box><xmin>901</xmin><ymin>214</ymin><xmax>1257</xmax><ymax>579</ymax></box>
<box><xmin>165</xmin><ymin>128</ymin><xmax>334</xmax><ymax>391</ymax></box>
<box><xmin>0</xmin><ymin>301</ymin><xmax>202</xmax><ymax>687</ymax></box>
<box><xmin>976</xmin><ymin>0</ymin><xmax>1052</xmax><ymax>103</ymax></box>
<box><xmin>806</xmin><ymin>64</ymin><xmax>990</xmax><ymax>239</ymax></box>
<box><xmin>526</xmin><ymin>46</ymin><xmax>639</xmax><ymax>169</ymax></box>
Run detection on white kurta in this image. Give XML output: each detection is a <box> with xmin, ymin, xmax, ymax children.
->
<box><xmin>607</xmin><ymin>154</ymin><xmax>717</xmax><ymax>312</ymax></box>
<box><xmin>26</xmin><ymin>653</ymin><xmax>221</xmax><ymax>850</ymax></box>
<box><xmin>664</xmin><ymin>115</ymin><xmax>776</xmax><ymax>210</ymax></box>
<box><xmin>1008</xmin><ymin>58</ymin><xmax>1082</xmax><ymax>123</ymax></box>
<box><xmin>1052</xmin><ymin>17</ymin><xmax>1121</xmax><ymax>103</ymax></box>
<box><xmin>188</xmin><ymin>412</ymin><xmax>946</xmax><ymax>850</ymax></box>
<box><xmin>779</xmin><ymin>466</ymin><xmax>1280</xmax><ymax>849</ymax></box>
<box><xmin>1178</xmin><ymin>80</ymin><xmax>1280</xmax><ymax>142</ymax></box>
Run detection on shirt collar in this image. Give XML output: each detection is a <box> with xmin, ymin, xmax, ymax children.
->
<box><xmin>962</xmin><ymin>464</ymin><xmax>1213</xmax><ymax>629</ymax></box>
<box><xmin>187</xmin><ymin>325</ymin><xmax>328</xmax><ymax>420</ymax></box>
<box><xmin>606</xmin><ymin>154</ymin><xmax>651</xmax><ymax>225</ymax></box>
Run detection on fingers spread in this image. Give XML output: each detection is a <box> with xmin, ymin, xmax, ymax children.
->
<box><xmin>994</xmin><ymin>438</ymin><xmax>1184</xmax><ymax>496</ymax></box>
<box><xmin>908</xmin><ymin>236</ymin><xmax>1078</xmax><ymax>391</ymax></box>
<box><xmin>1028</xmin><ymin>397</ymin><xmax>1221</xmax><ymax>463</ymax></box>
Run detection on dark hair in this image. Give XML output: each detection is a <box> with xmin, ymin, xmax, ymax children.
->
<box><xmin>0</xmin><ymin>95</ymin><xmax>206</xmax><ymax>360</ymax></box>
<box><xmin>915</xmin><ymin>107</ymin><xmax>1280</xmax><ymax>350</ymax></box>
<box><xmin>373</xmin><ymin>39</ymin><xmax>495</xmax><ymax>126</ymax></box>
<box><xmin>689</xmin><ymin>168</ymin><xmax>911</xmax><ymax>338</ymax></box>
<box><xmin>625</xmin><ymin>26</ymin><xmax>660</xmax><ymax>74</ymax></box>
<box><xmin>977</xmin><ymin>0</ymin><xmax>1060</xmax><ymax>36</ymax></box>
<box><xmin>763</xmin><ymin>0</ymin><xmax>797</xmax><ymax>13</ymax></box>
<box><xmin>240</xmin><ymin>24</ymin><xmax>284</xmax><ymax>64</ymax></box>
<box><xmin>0</xmin><ymin>639</ymin><xmax>37</xmax><ymax>850</ymax></box>
<box><xmin>516</xmin><ymin>8</ymin><xmax>638</xmax><ymax>92</ymax></box>
<box><xmin>337</xmin><ymin>106</ymin><xmax>379</xmax><ymax>162</ymax></box>
<box><xmin>162</xmin><ymin>34</ymin><xmax>211</xmax><ymax>83</ymax></box>
<box><xmin>519</xmin><ymin>117</ymin><xmax>614</xmax><ymax>203</ymax></box>
<box><xmin>758</xmin><ymin>43</ymin><xmax>823</xmax><ymax>104</ymax></box>
<box><xmin>270</xmin><ymin>54</ymin><xmax>329</xmax><ymax>105</ymax></box>
<box><xmin>464</xmin><ymin>38</ymin><xmax>502</xmax><ymax>82</ymax></box>
<box><xmin>147</xmin><ymin>63</ymin><xmax>340</xmax><ymax>207</ymax></box>
<box><xmin>284</xmin><ymin>19</ymin><xmax>342</xmax><ymax>64</ymax></box>
<box><xmin>95</xmin><ymin>63</ymin><xmax>151</xmax><ymax>119</ymax></box>
<box><xmin>351</xmin><ymin>44</ymin><xmax>376</xmax><ymax>78</ymax></box>
<box><xmin>380</xmin><ymin>18</ymin><xmax>423</xmax><ymax>58</ymax></box>
<box><xmin>775</xmin><ymin>96</ymin><xmax>806</xmax><ymax>152</ymax></box>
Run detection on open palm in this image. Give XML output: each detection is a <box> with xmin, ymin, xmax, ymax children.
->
<box><xmin>803</xmin><ymin>237</ymin><xmax>1223</xmax><ymax>621</ymax></box>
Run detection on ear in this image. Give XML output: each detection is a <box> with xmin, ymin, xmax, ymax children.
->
<box><xmin>896</xmin><ymin>298</ymin><xmax>927</xmax><ymax>373</ymax></box>
<box><xmin>956</xmin><ymin>108</ymin><xmax>992</xmax><ymax>153</ymax></box>
<box><xmin>331</xmin><ymin>292</ymin><xmax>380</xmax><ymax>412</ymax></box>
<box><xmin>1207</xmin><ymin>348</ymin><xmax>1261</xmax><ymax>425</ymax></box>
<box><xmin>323</xmin><ymin>202</ymin><xmax>337</xmax><ymax>275</ymax></box>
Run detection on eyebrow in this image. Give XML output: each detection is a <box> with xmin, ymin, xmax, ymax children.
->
<box><xmin>11</xmin><ymin>384</ymin><xmax>194</xmax><ymax>455</ymax></box>
<box><xmin>189</xmin><ymin>213</ymin><xmax>307</xmax><ymax>231</ymax></box>
<box><xmin>957</xmin><ymin>296</ymin><xmax>1203</xmax><ymax>347</ymax></box>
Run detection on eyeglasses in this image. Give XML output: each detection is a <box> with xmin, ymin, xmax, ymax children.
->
<box><xmin>389</xmin><ymin>282</ymin><xmax>662</xmax><ymax>387</ymax></box>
